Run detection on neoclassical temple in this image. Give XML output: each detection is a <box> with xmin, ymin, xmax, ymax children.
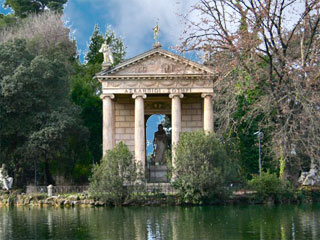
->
<box><xmin>96</xmin><ymin>44</ymin><xmax>216</xmax><ymax>181</ymax></box>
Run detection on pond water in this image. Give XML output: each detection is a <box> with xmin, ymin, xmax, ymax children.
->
<box><xmin>0</xmin><ymin>204</ymin><xmax>320</xmax><ymax>240</ymax></box>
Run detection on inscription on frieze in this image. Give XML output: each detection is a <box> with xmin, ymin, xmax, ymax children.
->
<box><xmin>124</xmin><ymin>88</ymin><xmax>192</xmax><ymax>94</ymax></box>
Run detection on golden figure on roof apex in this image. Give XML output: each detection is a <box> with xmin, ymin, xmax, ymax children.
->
<box><xmin>153</xmin><ymin>24</ymin><xmax>160</xmax><ymax>43</ymax></box>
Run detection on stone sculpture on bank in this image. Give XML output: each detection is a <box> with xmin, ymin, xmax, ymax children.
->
<box><xmin>0</xmin><ymin>164</ymin><xmax>13</xmax><ymax>190</ymax></box>
<box><xmin>298</xmin><ymin>163</ymin><xmax>320</xmax><ymax>186</ymax></box>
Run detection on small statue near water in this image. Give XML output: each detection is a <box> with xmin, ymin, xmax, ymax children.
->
<box><xmin>298</xmin><ymin>163</ymin><xmax>320</xmax><ymax>186</ymax></box>
<box><xmin>0</xmin><ymin>164</ymin><xmax>13</xmax><ymax>190</ymax></box>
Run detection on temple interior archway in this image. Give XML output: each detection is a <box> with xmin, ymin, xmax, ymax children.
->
<box><xmin>146</xmin><ymin>114</ymin><xmax>171</xmax><ymax>182</ymax></box>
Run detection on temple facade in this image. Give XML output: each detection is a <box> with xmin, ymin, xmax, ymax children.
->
<box><xmin>96</xmin><ymin>45</ymin><xmax>216</xmax><ymax>181</ymax></box>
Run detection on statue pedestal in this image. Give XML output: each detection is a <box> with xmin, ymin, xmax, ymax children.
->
<box><xmin>101</xmin><ymin>62</ymin><xmax>112</xmax><ymax>70</ymax></box>
<box><xmin>149</xmin><ymin>165</ymin><xmax>168</xmax><ymax>183</ymax></box>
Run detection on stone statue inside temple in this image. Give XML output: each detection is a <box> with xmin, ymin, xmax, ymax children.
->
<box><xmin>0</xmin><ymin>164</ymin><xmax>13</xmax><ymax>190</ymax></box>
<box><xmin>153</xmin><ymin>124</ymin><xmax>167</xmax><ymax>165</ymax></box>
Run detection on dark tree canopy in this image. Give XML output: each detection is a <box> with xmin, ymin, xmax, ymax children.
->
<box><xmin>85</xmin><ymin>24</ymin><xmax>104</xmax><ymax>65</ymax></box>
<box><xmin>0</xmin><ymin>39</ymin><xmax>83</xmax><ymax>185</ymax></box>
<box><xmin>4</xmin><ymin>0</ymin><xmax>67</xmax><ymax>17</ymax></box>
<box><xmin>70</xmin><ymin>25</ymin><xmax>127</xmax><ymax>166</ymax></box>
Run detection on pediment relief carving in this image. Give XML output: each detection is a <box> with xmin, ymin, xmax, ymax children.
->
<box><xmin>102</xmin><ymin>79</ymin><xmax>213</xmax><ymax>89</ymax></box>
<box><xmin>112</xmin><ymin>54</ymin><xmax>207</xmax><ymax>75</ymax></box>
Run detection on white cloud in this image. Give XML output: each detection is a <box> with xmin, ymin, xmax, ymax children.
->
<box><xmin>64</xmin><ymin>0</ymin><xmax>197</xmax><ymax>58</ymax></box>
<box><xmin>157</xmin><ymin>115</ymin><xmax>164</xmax><ymax>125</ymax></box>
<box><xmin>147</xmin><ymin>140</ymin><xmax>152</xmax><ymax>147</ymax></box>
<box><xmin>109</xmin><ymin>0</ymin><xmax>197</xmax><ymax>56</ymax></box>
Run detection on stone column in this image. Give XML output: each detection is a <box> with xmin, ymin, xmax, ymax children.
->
<box><xmin>132</xmin><ymin>93</ymin><xmax>147</xmax><ymax>174</ymax></box>
<box><xmin>100</xmin><ymin>94</ymin><xmax>115</xmax><ymax>156</ymax></box>
<box><xmin>201</xmin><ymin>93</ymin><xmax>214</xmax><ymax>133</ymax></box>
<box><xmin>169</xmin><ymin>93</ymin><xmax>184</xmax><ymax>169</ymax></box>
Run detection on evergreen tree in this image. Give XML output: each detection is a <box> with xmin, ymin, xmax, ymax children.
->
<box><xmin>4</xmin><ymin>0</ymin><xmax>67</xmax><ymax>18</ymax></box>
<box><xmin>85</xmin><ymin>24</ymin><xmax>104</xmax><ymax>65</ymax></box>
<box><xmin>0</xmin><ymin>39</ymin><xmax>85</xmax><ymax>186</ymax></box>
<box><xmin>85</xmin><ymin>25</ymin><xmax>126</xmax><ymax>66</ymax></box>
<box><xmin>71</xmin><ymin>25</ymin><xmax>126</xmax><ymax>165</ymax></box>
<box><xmin>104</xmin><ymin>27</ymin><xmax>126</xmax><ymax>66</ymax></box>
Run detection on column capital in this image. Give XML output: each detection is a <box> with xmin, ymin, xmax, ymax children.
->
<box><xmin>201</xmin><ymin>93</ymin><xmax>215</xmax><ymax>98</ymax></box>
<box><xmin>169</xmin><ymin>93</ymin><xmax>184</xmax><ymax>99</ymax></box>
<box><xmin>100</xmin><ymin>93</ymin><xmax>115</xmax><ymax>100</ymax></box>
<box><xmin>132</xmin><ymin>93</ymin><xmax>147</xmax><ymax>99</ymax></box>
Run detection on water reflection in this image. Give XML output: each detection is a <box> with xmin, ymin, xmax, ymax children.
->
<box><xmin>0</xmin><ymin>204</ymin><xmax>320</xmax><ymax>240</ymax></box>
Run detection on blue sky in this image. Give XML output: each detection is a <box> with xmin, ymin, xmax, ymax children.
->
<box><xmin>64</xmin><ymin>0</ymin><xmax>197</xmax><ymax>58</ymax></box>
<box><xmin>0</xmin><ymin>0</ymin><xmax>196</xmax><ymax>155</ymax></box>
<box><xmin>63</xmin><ymin>0</ymin><xmax>197</xmax><ymax>60</ymax></box>
<box><xmin>1</xmin><ymin>0</ymin><xmax>198</xmax><ymax>59</ymax></box>
<box><xmin>146</xmin><ymin>115</ymin><xmax>164</xmax><ymax>155</ymax></box>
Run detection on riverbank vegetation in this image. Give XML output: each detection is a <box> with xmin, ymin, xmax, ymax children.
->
<box><xmin>172</xmin><ymin>131</ymin><xmax>236</xmax><ymax>204</ymax></box>
<box><xmin>89</xmin><ymin>142</ymin><xmax>140</xmax><ymax>205</ymax></box>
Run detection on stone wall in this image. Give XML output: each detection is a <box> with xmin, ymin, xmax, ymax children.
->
<box><xmin>112</xmin><ymin>95</ymin><xmax>203</xmax><ymax>154</ymax></box>
<box><xmin>114</xmin><ymin>99</ymin><xmax>135</xmax><ymax>152</ymax></box>
<box><xmin>181</xmin><ymin>97</ymin><xmax>203</xmax><ymax>132</ymax></box>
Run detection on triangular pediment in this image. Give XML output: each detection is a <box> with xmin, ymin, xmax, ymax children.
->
<box><xmin>97</xmin><ymin>48</ymin><xmax>214</xmax><ymax>77</ymax></box>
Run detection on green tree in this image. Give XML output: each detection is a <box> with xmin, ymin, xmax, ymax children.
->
<box><xmin>0</xmin><ymin>38</ymin><xmax>86</xmax><ymax>186</ymax></box>
<box><xmin>172</xmin><ymin>131</ymin><xmax>236</xmax><ymax>204</ymax></box>
<box><xmin>103</xmin><ymin>27</ymin><xmax>126</xmax><ymax>66</ymax></box>
<box><xmin>181</xmin><ymin>0</ymin><xmax>320</xmax><ymax>183</ymax></box>
<box><xmin>70</xmin><ymin>67</ymin><xmax>102</xmax><ymax>165</ymax></box>
<box><xmin>70</xmin><ymin>25</ymin><xmax>126</xmax><ymax>165</ymax></box>
<box><xmin>0</xmin><ymin>13</ymin><xmax>89</xmax><ymax>186</ymax></box>
<box><xmin>85</xmin><ymin>25</ymin><xmax>126</xmax><ymax>66</ymax></box>
<box><xmin>89</xmin><ymin>142</ymin><xmax>138</xmax><ymax>205</ymax></box>
<box><xmin>4</xmin><ymin>0</ymin><xmax>67</xmax><ymax>18</ymax></box>
<box><xmin>85</xmin><ymin>24</ymin><xmax>104</xmax><ymax>65</ymax></box>
<box><xmin>0</xmin><ymin>13</ymin><xmax>17</xmax><ymax>30</ymax></box>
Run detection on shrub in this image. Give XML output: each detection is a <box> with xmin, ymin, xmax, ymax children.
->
<box><xmin>88</xmin><ymin>142</ymin><xmax>138</xmax><ymax>205</ymax></box>
<box><xmin>248</xmin><ymin>171</ymin><xmax>294</xmax><ymax>202</ymax></box>
<box><xmin>172</xmin><ymin>131</ymin><xmax>235</xmax><ymax>204</ymax></box>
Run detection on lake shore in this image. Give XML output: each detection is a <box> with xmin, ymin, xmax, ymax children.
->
<box><xmin>1</xmin><ymin>187</ymin><xmax>319</xmax><ymax>207</ymax></box>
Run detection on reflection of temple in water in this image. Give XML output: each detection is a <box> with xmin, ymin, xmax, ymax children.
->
<box><xmin>1</xmin><ymin>206</ymin><xmax>320</xmax><ymax>239</ymax></box>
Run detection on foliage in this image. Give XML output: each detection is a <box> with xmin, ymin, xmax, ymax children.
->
<box><xmin>70</xmin><ymin>66</ymin><xmax>102</xmax><ymax>164</ymax></box>
<box><xmin>88</xmin><ymin>142</ymin><xmax>138</xmax><ymax>205</ymax></box>
<box><xmin>103</xmin><ymin>27</ymin><xmax>126</xmax><ymax>66</ymax></box>
<box><xmin>172</xmin><ymin>131</ymin><xmax>236</xmax><ymax>204</ymax></box>
<box><xmin>85</xmin><ymin>24</ymin><xmax>104</xmax><ymax>65</ymax></box>
<box><xmin>248</xmin><ymin>171</ymin><xmax>294</xmax><ymax>202</ymax></box>
<box><xmin>0</xmin><ymin>13</ymin><xmax>17</xmax><ymax>31</ymax></box>
<box><xmin>4</xmin><ymin>0</ymin><xmax>67</xmax><ymax>18</ymax></box>
<box><xmin>0</xmin><ymin>12</ymin><xmax>75</xmax><ymax>62</ymax></box>
<box><xmin>180</xmin><ymin>0</ymin><xmax>320</xmax><ymax>183</ymax></box>
<box><xmin>85</xmin><ymin>24</ymin><xmax>126</xmax><ymax>66</ymax></box>
<box><xmin>70</xmin><ymin>25</ymin><xmax>126</xmax><ymax>165</ymax></box>
<box><xmin>0</xmin><ymin>12</ymin><xmax>88</xmax><ymax>186</ymax></box>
